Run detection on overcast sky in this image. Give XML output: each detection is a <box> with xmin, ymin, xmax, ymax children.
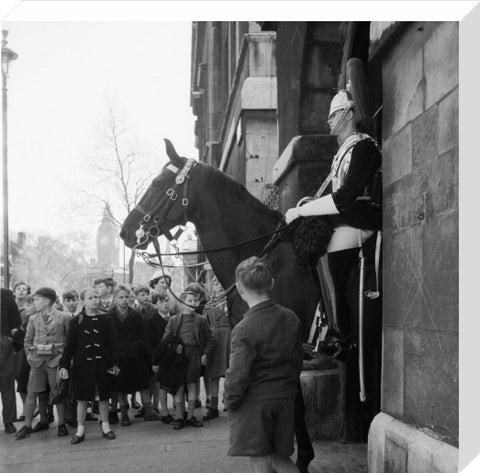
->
<box><xmin>4</xmin><ymin>21</ymin><xmax>197</xmax><ymax>256</ymax></box>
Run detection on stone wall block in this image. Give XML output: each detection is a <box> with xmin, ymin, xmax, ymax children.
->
<box><xmin>438</xmin><ymin>88</ymin><xmax>458</xmax><ymax>156</ymax></box>
<box><xmin>406</xmin><ymin>431</ymin><xmax>440</xmax><ymax>473</ymax></box>
<box><xmin>369</xmin><ymin>413</ymin><xmax>458</xmax><ymax>473</ymax></box>
<box><xmin>404</xmin><ymin>328</ymin><xmax>422</xmax><ymax>356</ymax></box>
<box><xmin>424</xmin><ymin>148</ymin><xmax>458</xmax><ymax>219</ymax></box>
<box><xmin>412</xmin><ymin>331</ymin><xmax>459</xmax><ymax>442</ymax></box>
<box><xmin>299</xmin><ymin>91</ymin><xmax>331</xmax><ymax>134</ymax></box>
<box><xmin>384</xmin><ymin>437</ymin><xmax>407</xmax><ymax>473</ymax></box>
<box><xmin>424</xmin><ymin>22</ymin><xmax>459</xmax><ymax>110</ymax></box>
<box><xmin>422</xmin><ymin>211</ymin><xmax>458</xmax><ymax>332</ymax></box>
<box><xmin>383</xmin><ymin>46</ymin><xmax>424</xmax><ymax>140</ymax></box>
<box><xmin>383</xmin><ymin>226</ymin><xmax>424</xmax><ymax>328</ymax></box>
<box><xmin>310</xmin><ymin>22</ymin><xmax>343</xmax><ymax>43</ymax></box>
<box><xmin>383</xmin><ymin>124</ymin><xmax>412</xmax><ymax>187</ymax></box>
<box><xmin>383</xmin><ymin>171</ymin><xmax>427</xmax><ymax>234</ymax></box>
<box><xmin>303</xmin><ymin>43</ymin><xmax>343</xmax><ymax>89</ymax></box>
<box><xmin>381</xmin><ymin>327</ymin><xmax>404</xmax><ymax>418</ymax></box>
<box><xmin>412</xmin><ymin>105</ymin><xmax>439</xmax><ymax>170</ymax></box>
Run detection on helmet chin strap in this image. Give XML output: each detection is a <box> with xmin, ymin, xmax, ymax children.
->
<box><xmin>330</xmin><ymin>106</ymin><xmax>352</xmax><ymax>135</ymax></box>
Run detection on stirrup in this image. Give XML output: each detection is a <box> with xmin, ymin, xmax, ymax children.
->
<box><xmin>317</xmin><ymin>338</ymin><xmax>355</xmax><ymax>359</ymax></box>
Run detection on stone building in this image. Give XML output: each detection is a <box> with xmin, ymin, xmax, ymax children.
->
<box><xmin>190</xmin><ymin>21</ymin><xmax>458</xmax><ymax>472</ymax></box>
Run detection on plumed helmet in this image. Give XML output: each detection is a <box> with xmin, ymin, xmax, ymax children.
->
<box><xmin>328</xmin><ymin>89</ymin><xmax>354</xmax><ymax>120</ymax></box>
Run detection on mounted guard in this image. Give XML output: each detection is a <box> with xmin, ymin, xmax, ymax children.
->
<box><xmin>284</xmin><ymin>58</ymin><xmax>382</xmax><ymax>434</ymax></box>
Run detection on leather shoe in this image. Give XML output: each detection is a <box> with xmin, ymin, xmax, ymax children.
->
<box><xmin>120</xmin><ymin>414</ymin><xmax>131</xmax><ymax>426</ymax></box>
<box><xmin>161</xmin><ymin>414</ymin><xmax>174</xmax><ymax>424</ymax></box>
<box><xmin>172</xmin><ymin>418</ymin><xmax>185</xmax><ymax>430</ymax></box>
<box><xmin>32</xmin><ymin>421</ymin><xmax>49</xmax><ymax>433</ymax></box>
<box><xmin>102</xmin><ymin>430</ymin><xmax>116</xmax><ymax>440</ymax></box>
<box><xmin>71</xmin><ymin>434</ymin><xmax>85</xmax><ymax>445</ymax></box>
<box><xmin>186</xmin><ymin>416</ymin><xmax>203</xmax><ymax>427</ymax></box>
<box><xmin>15</xmin><ymin>426</ymin><xmax>32</xmax><ymax>440</ymax></box>
<box><xmin>203</xmin><ymin>408</ymin><xmax>219</xmax><ymax>421</ymax></box>
<box><xmin>4</xmin><ymin>423</ymin><xmax>16</xmax><ymax>434</ymax></box>
<box><xmin>58</xmin><ymin>424</ymin><xmax>69</xmax><ymax>437</ymax></box>
<box><xmin>144</xmin><ymin>411</ymin><xmax>161</xmax><ymax>421</ymax></box>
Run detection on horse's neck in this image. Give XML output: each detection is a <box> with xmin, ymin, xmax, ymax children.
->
<box><xmin>191</xmin><ymin>181</ymin><xmax>281</xmax><ymax>287</ymax></box>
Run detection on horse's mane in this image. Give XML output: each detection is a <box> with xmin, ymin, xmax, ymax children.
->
<box><xmin>195</xmin><ymin>161</ymin><xmax>283</xmax><ymax>226</ymax></box>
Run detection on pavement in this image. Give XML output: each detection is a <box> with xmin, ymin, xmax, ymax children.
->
<box><xmin>1</xmin><ymin>384</ymin><xmax>367</xmax><ymax>473</ymax></box>
<box><xmin>0</xmin><ymin>412</ymin><xmax>367</xmax><ymax>473</ymax></box>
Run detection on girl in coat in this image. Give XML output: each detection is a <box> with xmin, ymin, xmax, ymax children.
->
<box><xmin>59</xmin><ymin>287</ymin><xmax>120</xmax><ymax>444</ymax></box>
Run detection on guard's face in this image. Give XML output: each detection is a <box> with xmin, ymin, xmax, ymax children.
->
<box><xmin>33</xmin><ymin>295</ymin><xmax>51</xmax><ymax>312</ymax></box>
<box><xmin>83</xmin><ymin>290</ymin><xmax>99</xmax><ymax>311</ymax></box>
<box><xmin>328</xmin><ymin>109</ymin><xmax>345</xmax><ymax>135</ymax></box>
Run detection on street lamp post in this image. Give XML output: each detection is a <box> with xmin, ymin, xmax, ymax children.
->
<box><xmin>2</xmin><ymin>30</ymin><xmax>18</xmax><ymax>288</ymax></box>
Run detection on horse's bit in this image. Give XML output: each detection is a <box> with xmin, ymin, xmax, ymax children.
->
<box><xmin>133</xmin><ymin>159</ymin><xmax>197</xmax><ymax>248</ymax></box>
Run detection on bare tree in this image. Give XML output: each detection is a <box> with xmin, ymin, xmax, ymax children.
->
<box><xmin>88</xmin><ymin>104</ymin><xmax>153</xmax><ymax>283</ymax></box>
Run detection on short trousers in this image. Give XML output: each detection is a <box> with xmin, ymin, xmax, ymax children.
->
<box><xmin>27</xmin><ymin>364</ymin><xmax>60</xmax><ymax>402</ymax></box>
<box><xmin>227</xmin><ymin>398</ymin><xmax>295</xmax><ymax>458</ymax></box>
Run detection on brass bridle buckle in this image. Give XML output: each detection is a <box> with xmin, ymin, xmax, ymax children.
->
<box><xmin>166</xmin><ymin>188</ymin><xmax>178</xmax><ymax>201</ymax></box>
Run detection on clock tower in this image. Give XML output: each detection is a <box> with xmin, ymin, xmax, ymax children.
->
<box><xmin>97</xmin><ymin>205</ymin><xmax>120</xmax><ymax>269</ymax></box>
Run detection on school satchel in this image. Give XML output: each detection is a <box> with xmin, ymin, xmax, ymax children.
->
<box><xmin>37</xmin><ymin>343</ymin><xmax>54</xmax><ymax>355</ymax></box>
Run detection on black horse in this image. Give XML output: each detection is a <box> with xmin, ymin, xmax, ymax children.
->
<box><xmin>121</xmin><ymin>139</ymin><xmax>319</xmax><ymax>471</ymax></box>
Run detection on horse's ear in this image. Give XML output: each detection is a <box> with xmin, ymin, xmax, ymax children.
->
<box><xmin>164</xmin><ymin>138</ymin><xmax>184</xmax><ymax>168</ymax></box>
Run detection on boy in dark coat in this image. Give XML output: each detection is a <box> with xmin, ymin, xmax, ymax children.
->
<box><xmin>109</xmin><ymin>285</ymin><xmax>160</xmax><ymax>425</ymax></box>
<box><xmin>224</xmin><ymin>257</ymin><xmax>303</xmax><ymax>473</ymax></box>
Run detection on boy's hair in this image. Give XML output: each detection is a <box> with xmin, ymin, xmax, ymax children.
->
<box><xmin>235</xmin><ymin>257</ymin><xmax>273</xmax><ymax>293</ymax></box>
<box><xmin>93</xmin><ymin>277</ymin><xmax>116</xmax><ymax>289</ymax></box>
<box><xmin>25</xmin><ymin>295</ymin><xmax>34</xmax><ymax>304</ymax></box>
<box><xmin>134</xmin><ymin>285</ymin><xmax>150</xmax><ymax>296</ymax></box>
<box><xmin>14</xmin><ymin>281</ymin><xmax>31</xmax><ymax>294</ymax></box>
<box><xmin>151</xmin><ymin>292</ymin><xmax>169</xmax><ymax>305</ymax></box>
<box><xmin>179</xmin><ymin>290</ymin><xmax>197</xmax><ymax>302</ymax></box>
<box><xmin>62</xmin><ymin>289</ymin><xmax>79</xmax><ymax>301</ymax></box>
<box><xmin>113</xmin><ymin>285</ymin><xmax>131</xmax><ymax>297</ymax></box>
<box><xmin>149</xmin><ymin>274</ymin><xmax>172</xmax><ymax>289</ymax></box>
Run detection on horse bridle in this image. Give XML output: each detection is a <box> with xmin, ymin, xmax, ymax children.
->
<box><xmin>133</xmin><ymin>159</ymin><xmax>197</xmax><ymax>248</ymax></box>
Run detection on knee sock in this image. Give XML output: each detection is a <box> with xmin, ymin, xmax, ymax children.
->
<box><xmin>211</xmin><ymin>396</ymin><xmax>219</xmax><ymax>410</ymax></box>
<box><xmin>101</xmin><ymin>421</ymin><xmax>111</xmax><ymax>434</ymax></box>
<box><xmin>76</xmin><ymin>424</ymin><xmax>85</xmax><ymax>436</ymax></box>
<box><xmin>187</xmin><ymin>400</ymin><xmax>195</xmax><ymax>419</ymax></box>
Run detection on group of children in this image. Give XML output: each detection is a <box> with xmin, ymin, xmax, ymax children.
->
<box><xmin>10</xmin><ymin>272</ymin><xmax>232</xmax><ymax>444</ymax></box>
<box><xmin>8</xmin><ymin>257</ymin><xmax>305</xmax><ymax>473</ymax></box>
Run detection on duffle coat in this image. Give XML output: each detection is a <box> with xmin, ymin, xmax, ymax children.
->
<box><xmin>59</xmin><ymin>310</ymin><xmax>119</xmax><ymax>401</ymax></box>
<box><xmin>109</xmin><ymin>306</ymin><xmax>150</xmax><ymax>393</ymax></box>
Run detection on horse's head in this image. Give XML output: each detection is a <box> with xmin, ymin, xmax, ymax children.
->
<box><xmin>120</xmin><ymin>139</ymin><xmax>196</xmax><ymax>250</ymax></box>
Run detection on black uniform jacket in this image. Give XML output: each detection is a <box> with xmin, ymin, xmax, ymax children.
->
<box><xmin>330</xmin><ymin>139</ymin><xmax>382</xmax><ymax>231</ymax></box>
